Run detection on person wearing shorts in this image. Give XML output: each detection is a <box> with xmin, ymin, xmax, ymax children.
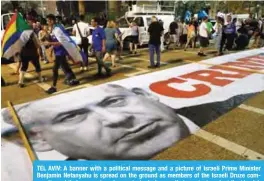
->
<box><xmin>18</xmin><ymin>16</ymin><xmax>45</xmax><ymax>88</ymax></box>
<box><xmin>116</xmin><ymin>23</ymin><xmax>123</xmax><ymax>60</ymax></box>
<box><xmin>126</xmin><ymin>18</ymin><xmax>139</xmax><ymax>54</ymax></box>
<box><xmin>198</xmin><ymin>16</ymin><xmax>209</xmax><ymax>56</ymax></box>
<box><xmin>103</xmin><ymin>21</ymin><xmax>119</xmax><ymax>67</ymax></box>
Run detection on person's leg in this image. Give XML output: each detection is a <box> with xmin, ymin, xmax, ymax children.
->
<box><xmin>15</xmin><ymin>61</ymin><xmax>21</xmax><ymax>74</ymax></box>
<box><xmin>149</xmin><ymin>44</ymin><xmax>155</xmax><ymax>67</ymax></box>
<box><xmin>18</xmin><ymin>57</ymin><xmax>29</xmax><ymax>86</ymax></box>
<box><xmin>134</xmin><ymin>44</ymin><xmax>138</xmax><ymax>54</ymax></box>
<box><xmin>155</xmin><ymin>44</ymin><xmax>161</xmax><ymax>67</ymax></box>
<box><xmin>111</xmin><ymin>51</ymin><xmax>117</xmax><ymax>67</ymax></box>
<box><xmin>185</xmin><ymin>37</ymin><xmax>190</xmax><ymax>50</ymax></box>
<box><xmin>97</xmin><ymin>51</ymin><xmax>111</xmax><ymax>75</ymax></box>
<box><xmin>60</xmin><ymin>55</ymin><xmax>77</xmax><ymax>81</ymax></box>
<box><xmin>52</xmin><ymin>56</ymin><xmax>61</xmax><ymax>87</ymax></box>
<box><xmin>160</xmin><ymin>35</ymin><xmax>164</xmax><ymax>52</ymax></box>
<box><xmin>129</xmin><ymin>40</ymin><xmax>133</xmax><ymax>53</ymax></box>
<box><xmin>82</xmin><ymin>42</ymin><xmax>89</xmax><ymax>68</ymax></box>
<box><xmin>119</xmin><ymin>42</ymin><xmax>123</xmax><ymax>60</ymax></box>
<box><xmin>103</xmin><ymin>52</ymin><xmax>110</xmax><ymax>63</ymax></box>
<box><xmin>31</xmin><ymin>56</ymin><xmax>44</xmax><ymax>82</ymax></box>
<box><xmin>46</xmin><ymin>56</ymin><xmax>60</xmax><ymax>94</ymax></box>
<box><xmin>95</xmin><ymin>51</ymin><xmax>103</xmax><ymax>75</ymax></box>
<box><xmin>191</xmin><ymin>38</ymin><xmax>195</xmax><ymax>50</ymax></box>
<box><xmin>79</xmin><ymin>44</ymin><xmax>84</xmax><ymax>70</ymax></box>
<box><xmin>41</xmin><ymin>45</ymin><xmax>49</xmax><ymax>63</ymax></box>
<box><xmin>225</xmin><ymin>34</ymin><xmax>231</xmax><ymax>50</ymax></box>
<box><xmin>228</xmin><ymin>34</ymin><xmax>235</xmax><ymax>50</ymax></box>
<box><xmin>220</xmin><ymin>32</ymin><xmax>226</xmax><ymax>54</ymax></box>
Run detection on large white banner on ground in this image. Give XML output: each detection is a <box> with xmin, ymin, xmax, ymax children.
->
<box><xmin>1</xmin><ymin>48</ymin><xmax>264</xmax><ymax>180</ymax></box>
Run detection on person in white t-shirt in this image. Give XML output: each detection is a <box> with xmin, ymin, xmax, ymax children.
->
<box><xmin>198</xmin><ymin>16</ymin><xmax>209</xmax><ymax>56</ymax></box>
<box><xmin>72</xmin><ymin>15</ymin><xmax>90</xmax><ymax>71</ymax></box>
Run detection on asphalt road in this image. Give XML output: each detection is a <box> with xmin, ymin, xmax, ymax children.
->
<box><xmin>1</xmin><ymin>47</ymin><xmax>264</xmax><ymax>160</ymax></box>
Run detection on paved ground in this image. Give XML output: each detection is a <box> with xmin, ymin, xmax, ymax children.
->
<box><xmin>1</xmin><ymin>47</ymin><xmax>264</xmax><ymax>160</ymax></box>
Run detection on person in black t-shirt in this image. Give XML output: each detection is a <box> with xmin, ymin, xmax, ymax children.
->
<box><xmin>148</xmin><ymin>16</ymin><xmax>164</xmax><ymax>68</ymax></box>
<box><xmin>193</xmin><ymin>18</ymin><xmax>199</xmax><ymax>48</ymax></box>
<box><xmin>168</xmin><ymin>20</ymin><xmax>178</xmax><ymax>49</ymax></box>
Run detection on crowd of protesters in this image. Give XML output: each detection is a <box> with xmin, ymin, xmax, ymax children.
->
<box><xmin>1</xmin><ymin>9</ymin><xmax>264</xmax><ymax>93</ymax></box>
<box><xmin>167</xmin><ymin>13</ymin><xmax>264</xmax><ymax>57</ymax></box>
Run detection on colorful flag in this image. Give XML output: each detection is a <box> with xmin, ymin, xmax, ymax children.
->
<box><xmin>52</xmin><ymin>25</ymin><xmax>86</xmax><ymax>63</ymax></box>
<box><xmin>1</xmin><ymin>13</ymin><xmax>33</xmax><ymax>59</ymax></box>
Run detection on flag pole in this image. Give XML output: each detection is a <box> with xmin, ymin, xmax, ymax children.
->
<box><xmin>7</xmin><ymin>101</ymin><xmax>38</xmax><ymax>162</ymax></box>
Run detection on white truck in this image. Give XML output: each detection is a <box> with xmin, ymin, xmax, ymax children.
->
<box><xmin>117</xmin><ymin>4</ymin><xmax>175</xmax><ymax>48</ymax></box>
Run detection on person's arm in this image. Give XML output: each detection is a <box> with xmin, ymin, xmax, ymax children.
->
<box><xmin>38</xmin><ymin>31</ymin><xmax>45</xmax><ymax>41</ymax></box>
<box><xmin>148</xmin><ymin>23</ymin><xmax>152</xmax><ymax>34</ymax></box>
<box><xmin>86</xmin><ymin>24</ymin><xmax>90</xmax><ymax>37</ymax></box>
<box><xmin>125</xmin><ymin>17</ymin><xmax>132</xmax><ymax>27</ymax></box>
<box><xmin>32</xmin><ymin>33</ymin><xmax>41</xmax><ymax>49</ymax></box>
<box><xmin>115</xmin><ymin>32</ymin><xmax>120</xmax><ymax>42</ymax></box>
<box><xmin>100</xmin><ymin>29</ymin><xmax>106</xmax><ymax>52</ymax></box>
<box><xmin>72</xmin><ymin>24</ymin><xmax>76</xmax><ymax>36</ymax></box>
<box><xmin>161</xmin><ymin>25</ymin><xmax>164</xmax><ymax>36</ymax></box>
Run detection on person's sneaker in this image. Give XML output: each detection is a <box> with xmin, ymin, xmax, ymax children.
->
<box><xmin>84</xmin><ymin>67</ymin><xmax>88</xmax><ymax>71</ymax></box>
<box><xmin>95</xmin><ymin>73</ymin><xmax>103</xmax><ymax>77</ymax></box>
<box><xmin>46</xmin><ymin>87</ymin><xmax>57</xmax><ymax>94</ymax></box>
<box><xmin>148</xmin><ymin>65</ymin><xmax>155</xmax><ymax>69</ymax></box>
<box><xmin>44</xmin><ymin>61</ymin><xmax>49</xmax><ymax>64</ymax></box>
<box><xmin>106</xmin><ymin>69</ymin><xmax>112</xmax><ymax>76</ymax></box>
<box><xmin>80</xmin><ymin>67</ymin><xmax>84</xmax><ymax>71</ymax></box>
<box><xmin>38</xmin><ymin>76</ymin><xmax>47</xmax><ymax>83</ymax></box>
<box><xmin>18</xmin><ymin>83</ymin><xmax>25</xmax><ymax>88</ymax></box>
<box><xmin>155</xmin><ymin>64</ymin><xmax>160</xmax><ymax>68</ymax></box>
<box><xmin>68</xmin><ymin>79</ymin><xmax>80</xmax><ymax>86</ymax></box>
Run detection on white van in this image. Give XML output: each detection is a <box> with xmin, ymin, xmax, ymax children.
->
<box><xmin>1</xmin><ymin>13</ymin><xmax>14</xmax><ymax>40</ymax></box>
<box><xmin>117</xmin><ymin>4</ymin><xmax>175</xmax><ymax>48</ymax></box>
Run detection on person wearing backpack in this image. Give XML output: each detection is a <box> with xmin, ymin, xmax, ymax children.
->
<box><xmin>72</xmin><ymin>15</ymin><xmax>90</xmax><ymax>71</ymax></box>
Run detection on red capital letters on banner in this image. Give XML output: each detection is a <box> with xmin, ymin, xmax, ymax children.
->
<box><xmin>180</xmin><ymin>70</ymin><xmax>242</xmax><ymax>86</ymax></box>
<box><xmin>223</xmin><ymin>59</ymin><xmax>264</xmax><ymax>70</ymax></box>
<box><xmin>149</xmin><ymin>78</ymin><xmax>211</xmax><ymax>98</ymax></box>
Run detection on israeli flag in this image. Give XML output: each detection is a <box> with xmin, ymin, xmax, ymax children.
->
<box><xmin>198</xmin><ymin>10</ymin><xmax>208</xmax><ymax>19</ymax></box>
<box><xmin>184</xmin><ymin>11</ymin><xmax>192</xmax><ymax>22</ymax></box>
<box><xmin>53</xmin><ymin>25</ymin><xmax>86</xmax><ymax>63</ymax></box>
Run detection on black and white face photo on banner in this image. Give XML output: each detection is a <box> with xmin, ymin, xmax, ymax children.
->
<box><xmin>1</xmin><ymin>48</ymin><xmax>264</xmax><ymax>180</ymax></box>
